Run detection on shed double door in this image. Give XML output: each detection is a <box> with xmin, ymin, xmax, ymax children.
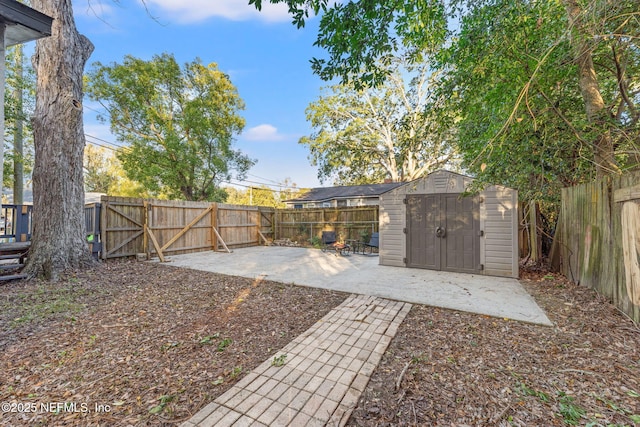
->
<box><xmin>406</xmin><ymin>194</ymin><xmax>480</xmax><ymax>273</ymax></box>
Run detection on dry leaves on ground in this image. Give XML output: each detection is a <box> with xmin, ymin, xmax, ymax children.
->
<box><xmin>0</xmin><ymin>260</ymin><xmax>347</xmax><ymax>426</ymax></box>
<box><xmin>0</xmin><ymin>260</ymin><xmax>639</xmax><ymax>426</ymax></box>
<box><xmin>348</xmin><ymin>270</ymin><xmax>640</xmax><ymax>427</ymax></box>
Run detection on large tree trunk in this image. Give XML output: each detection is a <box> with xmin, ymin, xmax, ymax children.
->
<box><xmin>564</xmin><ymin>0</ymin><xmax>619</xmax><ymax>178</ymax></box>
<box><xmin>25</xmin><ymin>0</ymin><xmax>95</xmax><ymax>280</ymax></box>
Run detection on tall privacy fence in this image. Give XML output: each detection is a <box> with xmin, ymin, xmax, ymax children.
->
<box><xmin>275</xmin><ymin>206</ymin><xmax>379</xmax><ymax>245</ymax></box>
<box><xmin>1</xmin><ymin>197</ymin><xmax>380</xmax><ymax>261</ymax></box>
<box><xmin>98</xmin><ymin>197</ymin><xmax>274</xmax><ymax>261</ymax></box>
<box><xmin>553</xmin><ymin>171</ymin><xmax>640</xmax><ymax>323</ymax></box>
<box><xmin>97</xmin><ymin>197</ymin><xmax>378</xmax><ymax>260</ymax></box>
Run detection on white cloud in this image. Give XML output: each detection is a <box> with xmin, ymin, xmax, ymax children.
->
<box><xmin>242</xmin><ymin>124</ymin><xmax>287</xmax><ymax>142</ymax></box>
<box><xmin>145</xmin><ymin>0</ymin><xmax>292</xmax><ymax>24</ymax></box>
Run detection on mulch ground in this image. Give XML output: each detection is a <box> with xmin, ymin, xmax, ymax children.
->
<box><xmin>0</xmin><ymin>260</ymin><xmax>638</xmax><ymax>426</ymax></box>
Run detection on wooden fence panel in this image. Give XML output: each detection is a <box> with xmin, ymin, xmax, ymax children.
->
<box><xmin>217</xmin><ymin>204</ymin><xmax>264</xmax><ymax>249</ymax></box>
<box><xmin>147</xmin><ymin>200</ymin><xmax>214</xmax><ymax>257</ymax></box>
<box><xmin>258</xmin><ymin>207</ymin><xmax>275</xmax><ymax>245</ymax></box>
<box><xmin>274</xmin><ymin>206</ymin><xmax>379</xmax><ymax>245</ymax></box>
<box><xmin>99</xmin><ymin>197</ymin><xmax>377</xmax><ymax>259</ymax></box>
<box><xmin>101</xmin><ymin>196</ymin><xmax>276</xmax><ymax>258</ymax></box>
<box><xmin>556</xmin><ymin>172</ymin><xmax>640</xmax><ymax>323</ymax></box>
<box><xmin>101</xmin><ymin>196</ymin><xmax>146</xmax><ymax>259</ymax></box>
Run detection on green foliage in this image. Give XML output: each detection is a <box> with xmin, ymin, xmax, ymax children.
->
<box><xmin>254</xmin><ymin>0</ymin><xmax>640</xmax><ymax>213</ymax></box>
<box><xmin>86</xmin><ymin>53</ymin><xmax>254</xmax><ymax>201</ymax></box>
<box><xmin>217</xmin><ymin>338</ymin><xmax>232</xmax><ymax>352</ymax></box>
<box><xmin>271</xmin><ymin>353</ymin><xmax>287</xmax><ymax>367</ymax></box>
<box><xmin>6</xmin><ymin>283</ymin><xmax>87</xmax><ymax>328</ymax></box>
<box><xmin>252</xmin><ymin>0</ymin><xmax>447</xmax><ymax>87</ymax></box>
<box><xmin>148</xmin><ymin>394</ymin><xmax>174</xmax><ymax>415</ymax></box>
<box><xmin>230</xmin><ymin>366</ymin><xmax>243</xmax><ymax>378</ymax></box>
<box><xmin>225</xmin><ymin>180</ymin><xmax>306</xmax><ymax>208</ymax></box>
<box><xmin>197</xmin><ymin>333</ymin><xmax>220</xmax><ymax>345</ymax></box>
<box><xmin>556</xmin><ymin>392</ymin><xmax>586</xmax><ymax>425</ymax></box>
<box><xmin>440</xmin><ymin>0</ymin><xmax>639</xmax><ymax>212</ymax></box>
<box><xmin>302</xmin><ymin>57</ymin><xmax>458</xmax><ymax>185</ymax></box>
<box><xmin>517</xmin><ymin>382</ymin><xmax>550</xmax><ymax>403</ymax></box>
<box><xmin>83</xmin><ymin>145</ymin><xmax>119</xmax><ymax>194</ymax></box>
<box><xmin>83</xmin><ymin>145</ymin><xmax>151</xmax><ymax>198</ymax></box>
<box><xmin>310</xmin><ymin>235</ymin><xmax>322</xmax><ymax>248</ymax></box>
<box><xmin>3</xmin><ymin>45</ymin><xmax>35</xmax><ymax>191</ymax></box>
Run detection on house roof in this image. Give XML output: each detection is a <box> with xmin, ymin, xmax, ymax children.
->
<box><xmin>286</xmin><ymin>182</ymin><xmax>405</xmax><ymax>203</ymax></box>
<box><xmin>0</xmin><ymin>0</ymin><xmax>53</xmax><ymax>46</ymax></box>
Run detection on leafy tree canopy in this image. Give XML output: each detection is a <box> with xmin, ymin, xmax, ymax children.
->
<box><xmin>302</xmin><ymin>57</ymin><xmax>458</xmax><ymax>185</ymax></box>
<box><xmin>250</xmin><ymin>0</ymin><xmax>448</xmax><ymax>86</ymax></box>
<box><xmin>86</xmin><ymin>53</ymin><xmax>254</xmax><ymax>201</ymax></box>
<box><xmin>252</xmin><ymin>0</ymin><xmax>640</xmax><ymax>207</ymax></box>
<box><xmin>83</xmin><ymin>145</ymin><xmax>152</xmax><ymax>198</ymax></box>
<box><xmin>225</xmin><ymin>179</ymin><xmax>308</xmax><ymax>208</ymax></box>
<box><xmin>440</xmin><ymin>0</ymin><xmax>639</xmax><ymax>203</ymax></box>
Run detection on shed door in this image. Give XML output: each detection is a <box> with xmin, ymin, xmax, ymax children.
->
<box><xmin>406</xmin><ymin>194</ymin><xmax>480</xmax><ymax>273</ymax></box>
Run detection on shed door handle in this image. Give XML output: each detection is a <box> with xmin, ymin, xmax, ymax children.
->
<box><xmin>435</xmin><ymin>226</ymin><xmax>446</xmax><ymax>238</ymax></box>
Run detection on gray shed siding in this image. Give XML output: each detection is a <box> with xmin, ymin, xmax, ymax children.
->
<box><xmin>480</xmin><ymin>187</ymin><xmax>519</xmax><ymax>278</ymax></box>
<box><xmin>379</xmin><ymin>190</ymin><xmax>406</xmax><ymax>266</ymax></box>
<box><xmin>379</xmin><ymin>171</ymin><xmax>519</xmax><ymax>278</ymax></box>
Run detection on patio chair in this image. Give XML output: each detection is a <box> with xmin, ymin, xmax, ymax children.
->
<box><xmin>361</xmin><ymin>232</ymin><xmax>379</xmax><ymax>255</ymax></box>
<box><xmin>321</xmin><ymin>231</ymin><xmax>351</xmax><ymax>256</ymax></box>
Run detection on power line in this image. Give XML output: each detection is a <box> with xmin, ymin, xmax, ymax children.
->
<box><xmin>246</xmin><ymin>173</ymin><xmax>281</xmax><ymax>184</ymax></box>
<box><xmin>85</xmin><ymin>133</ymin><xmax>126</xmax><ymax>149</ymax></box>
<box><xmin>85</xmin><ymin>138</ymin><xmax>117</xmax><ymax>152</ymax></box>
<box><xmin>83</xmin><ymin>103</ymin><xmax>108</xmax><ymax>116</ymax></box>
<box><xmin>225</xmin><ymin>179</ymin><xmax>302</xmax><ymax>191</ymax></box>
<box><xmin>83</xmin><ymin>135</ymin><xmax>305</xmax><ymax>191</ymax></box>
<box><xmin>229</xmin><ymin>178</ymin><xmax>299</xmax><ymax>189</ymax></box>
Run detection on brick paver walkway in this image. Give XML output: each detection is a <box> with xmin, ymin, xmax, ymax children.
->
<box><xmin>181</xmin><ymin>294</ymin><xmax>411</xmax><ymax>427</ymax></box>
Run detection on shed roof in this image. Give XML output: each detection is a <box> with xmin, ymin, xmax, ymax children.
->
<box><xmin>0</xmin><ymin>0</ymin><xmax>53</xmax><ymax>46</ymax></box>
<box><xmin>287</xmin><ymin>182</ymin><xmax>405</xmax><ymax>203</ymax></box>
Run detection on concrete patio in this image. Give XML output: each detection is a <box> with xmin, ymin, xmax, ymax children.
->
<box><xmin>163</xmin><ymin>246</ymin><xmax>552</xmax><ymax>326</ymax></box>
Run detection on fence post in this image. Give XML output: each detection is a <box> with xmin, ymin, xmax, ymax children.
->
<box><xmin>14</xmin><ymin>205</ymin><xmax>31</xmax><ymax>242</ymax></box>
<box><xmin>100</xmin><ymin>199</ymin><xmax>107</xmax><ymax>259</ymax></box>
<box><xmin>86</xmin><ymin>203</ymin><xmax>102</xmax><ymax>259</ymax></box>
<box><xmin>211</xmin><ymin>203</ymin><xmax>218</xmax><ymax>251</ymax></box>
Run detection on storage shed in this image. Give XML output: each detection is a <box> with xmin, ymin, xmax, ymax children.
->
<box><xmin>379</xmin><ymin>170</ymin><xmax>519</xmax><ymax>278</ymax></box>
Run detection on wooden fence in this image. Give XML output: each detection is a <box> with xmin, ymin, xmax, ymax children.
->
<box><xmin>100</xmin><ymin>196</ymin><xmax>275</xmax><ymax>260</ymax></box>
<box><xmin>274</xmin><ymin>206</ymin><xmax>379</xmax><ymax>245</ymax></box>
<box><xmin>98</xmin><ymin>197</ymin><xmax>379</xmax><ymax>258</ymax></box>
<box><xmin>554</xmin><ymin>171</ymin><xmax>640</xmax><ymax>323</ymax></box>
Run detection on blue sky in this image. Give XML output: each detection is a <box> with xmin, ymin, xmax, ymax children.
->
<box><xmin>74</xmin><ymin>0</ymin><xmax>328</xmax><ymax>190</ymax></box>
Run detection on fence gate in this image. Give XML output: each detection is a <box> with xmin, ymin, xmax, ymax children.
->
<box><xmin>145</xmin><ymin>200</ymin><xmax>216</xmax><ymax>261</ymax></box>
<box><xmin>99</xmin><ymin>197</ymin><xmax>275</xmax><ymax>260</ymax></box>
<box><xmin>101</xmin><ymin>197</ymin><xmax>146</xmax><ymax>259</ymax></box>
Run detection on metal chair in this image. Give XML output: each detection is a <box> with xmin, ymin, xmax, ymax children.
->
<box><xmin>321</xmin><ymin>231</ymin><xmax>351</xmax><ymax>256</ymax></box>
<box><xmin>361</xmin><ymin>232</ymin><xmax>379</xmax><ymax>255</ymax></box>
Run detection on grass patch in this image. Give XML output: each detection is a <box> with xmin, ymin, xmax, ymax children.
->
<box><xmin>4</xmin><ymin>282</ymin><xmax>88</xmax><ymax>328</ymax></box>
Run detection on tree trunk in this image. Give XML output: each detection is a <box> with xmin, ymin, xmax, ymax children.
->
<box><xmin>25</xmin><ymin>0</ymin><xmax>95</xmax><ymax>280</ymax></box>
<box><xmin>564</xmin><ymin>0</ymin><xmax>619</xmax><ymax>178</ymax></box>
